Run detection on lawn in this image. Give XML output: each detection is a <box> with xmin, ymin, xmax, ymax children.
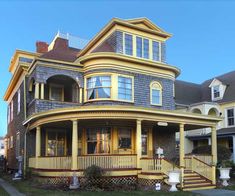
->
<box><xmin>0</xmin><ymin>174</ymin><xmax>200</xmax><ymax>196</ymax></box>
<box><xmin>0</xmin><ymin>185</ymin><xmax>9</xmax><ymax>196</ymax></box>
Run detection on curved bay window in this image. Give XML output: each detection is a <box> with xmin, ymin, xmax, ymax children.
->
<box><xmin>150</xmin><ymin>81</ymin><xmax>162</xmax><ymax>106</ymax></box>
<box><xmin>87</xmin><ymin>76</ymin><xmax>111</xmax><ymax>100</ymax></box>
<box><xmin>87</xmin><ymin>128</ymin><xmax>111</xmax><ymax>154</ymax></box>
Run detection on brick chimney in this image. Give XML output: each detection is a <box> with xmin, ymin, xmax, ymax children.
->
<box><xmin>36</xmin><ymin>41</ymin><xmax>49</xmax><ymax>53</ymax></box>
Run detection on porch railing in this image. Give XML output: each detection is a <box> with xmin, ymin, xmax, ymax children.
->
<box><xmin>77</xmin><ymin>154</ymin><xmax>137</xmax><ymax>170</ymax></box>
<box><xmin>140</xmin><ymin>158</ymin><xmax>179</xmax><ymax>175</ymax></box>
<box><xmin>185</xmin><ymin>156</ymin><xmax>213</xmax><ymax>181</ymax></box>
<box><xmin>29</xmin><ymin>156</ymin><xmax>72</xmax><ymax>170</ymax></box>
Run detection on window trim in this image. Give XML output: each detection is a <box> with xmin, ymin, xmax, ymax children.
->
<box><xmin>150</xmin><ymin>81</ymin><xmax>162</xmax><ymax>106</ymax></box>
<box><xmin>117</xmin><ymin>74</ymin><xmax>134</xmax><ymax>103</ymax></box>
<box><xmin>85</xmin><ymin>74</ymin><xmax>112</xmax><ymax>101</ymax></box>
<box><xmin>17</xmin><ymin>89</ymin><xmax>21</xmax><ymax>114</ymax></box>
<box><xmin>123</xmin><ymin>33</ymin><xmax>133</xmax><ymax>56</ymax></box>
<box><xmin>49</xmin><ymin>83</ymin><xmax>64</xmax><ymax>102</ymax></box>
<box><xmin>45</xmin><ymin>129</ymin><xmax>67</xmax><ymax>156</ymax></box>
<box><xmin>226</xmin><ymin>107</ymin><xmax>235</xmax><ymax>128</ymax></box>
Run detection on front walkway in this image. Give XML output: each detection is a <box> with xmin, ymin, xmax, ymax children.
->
<box><xmin>0</xmin><ymin>178</ymin><xmax>25</xmax><ymax>196</ymax></box>
<box><xmin>192</xmin><ymin>189</ymin><xmax>235</xmax><ymax>196</ymax></box>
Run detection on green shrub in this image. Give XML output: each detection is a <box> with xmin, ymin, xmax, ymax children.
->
<box><xmin>83</xmin><ymin>165</ymin><xmax>105</xmax><ymax>180</ymax></box>
<box><xmin>192</xmin><ymin>145</ymin><xmax>231</xmax><ymax>163</ymax></box>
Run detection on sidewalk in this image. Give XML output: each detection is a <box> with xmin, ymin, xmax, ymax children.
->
<box><xmin>0</xmin><ymin>178</ymin><xmax>25</xmax><ymax>196</ymax></box>
<box><xmin>192</xmin><ymin>189</ymin><xmax>235</xmax><ymax>196</ymax></box>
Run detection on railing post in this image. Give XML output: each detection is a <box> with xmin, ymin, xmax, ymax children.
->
<box><xmin>136</xmin><ymin>119</ymin><xmax>142</xmax><ymax>169</ymax></box>
<box><xmin>35</xmin><ymin>126</ymin><xmax>41</xmax><ymax>168</ymax></box>
<box><xmin>179</xmin><ymin>123</ymin><xmax>185</xmax><ymax>188</ymax></box>
<box><xmin>71</xmin><ymin>120</ymin><xmax>78</xmax><ymax>170</ymax></box>
<box><xmin>211</xmin><ymin>126</ymin><xmax>217</xmax><ymax>184</ymax></box>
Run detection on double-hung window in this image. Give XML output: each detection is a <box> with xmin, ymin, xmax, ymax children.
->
<box><xmin>124</xmin><ymin>34</ymin><xmax>133</xmax><ymax>55</ymax></box>
<box><xmin>118</xmin><ymin>76</ymin><xmax>133</xmax><ymax>101</ymax></box>
<box><xmin>152</xmin><ymin>41</ymin><xmax>160</xmax><ymax>61</ymax></box>
<box><xmin>150</xmin><ymin>82</ymin><xmax>162</xmax><ymax>106</ymax></box>
<box><xmin>136</xmin><ymin>37</ymin><xmax>149</xmax><ymax>59</ymax></box>
<box><xmin>50</xmin><ymin>84</ymin><xmax>64</xmax><ymax>101</ymax></box>
<box><xmin>227</xmin><ymin>108</ymin><xmax>234</xmax><ymax>127</ymax></box>
<box><xmin>87</xmin><ymin>76</ymin><xmax>111</xmax><ymax>100</ymax></box>
<box><xmin>213</xmin><ymin>85</ymin><xmax>220</xmax><ymax>99</ymax></box>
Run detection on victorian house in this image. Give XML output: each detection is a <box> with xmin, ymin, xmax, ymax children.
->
<box><xmin>4</xmin><ymin>18</ymin><xmax>221</xmax><ymax>191</ymax></box>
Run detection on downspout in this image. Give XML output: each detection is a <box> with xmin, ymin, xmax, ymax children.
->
<box><xmin>23</xmin><ymin>75</ymin><xmax>28</xmax><ymax>178</ymax></box>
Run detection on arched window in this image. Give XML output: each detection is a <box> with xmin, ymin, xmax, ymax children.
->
<box><xmin>150</xmin><ymin>81</ymin><xmax>162</xmax><ymax>106</ymax></box>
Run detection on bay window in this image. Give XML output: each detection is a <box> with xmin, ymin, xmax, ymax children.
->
<box><xmin>87</xmin><ymin>76</ymin><xmax>111</xmax><ymax>100</ymax></box>
<box><xmin>118</xmin><ymin>76</ymin><xmax>133</xmax><ymax>101</ymax></box>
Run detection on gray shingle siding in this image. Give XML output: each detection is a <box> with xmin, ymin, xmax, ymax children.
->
<box><xmin>27</xmin><ymin>66</ymin><xmax>175</xmax><ymax>115</ymax></box>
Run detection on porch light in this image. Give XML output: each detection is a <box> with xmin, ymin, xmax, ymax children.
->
<box><xmin>157</xmin><ymin>122</ymin><xmax>168</xmax><ymax>126</ymax></box>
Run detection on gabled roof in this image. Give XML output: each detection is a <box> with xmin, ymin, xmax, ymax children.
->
<box><xmin>175</xmin><ymin>70</ymin><xmax>235</xmax><ymax>105</ymax></box>
<box><xmin>77</xmin><ymin>17</ymin><xmax>172</xmax><ymax>58</ymax></box>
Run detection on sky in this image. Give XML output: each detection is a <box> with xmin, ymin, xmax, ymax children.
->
<box><xmin>1</xmin><ymin>0</ymin><xmax>235</xmax><ymax>136</ymax></box>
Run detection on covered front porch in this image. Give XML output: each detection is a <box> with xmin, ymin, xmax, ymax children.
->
<box><xmin>25</xmin><ymin>106</ymin><xmax>221</xmax><ymax>189</ymax></box>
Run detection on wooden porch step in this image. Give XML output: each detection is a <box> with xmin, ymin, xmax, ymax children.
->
<box><xmin>184</xmin><ymin>182</ymin><xmax>212</xmax><ymax>187</ymax></box>
<box><xmin>184</xmin><ymin>179</ymin><xmax>207</xmax><ymax>183</ymax></box>
<box><xmin>183</xmin><ymin>185</ymin><xmax>216</xmax><ymax>191</ymax></box>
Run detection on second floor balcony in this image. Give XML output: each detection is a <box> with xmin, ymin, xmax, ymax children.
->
<box><xmin>27</xmin><ymin>75</ymin><xmax>82</xmax><ymax>116</ymax></box>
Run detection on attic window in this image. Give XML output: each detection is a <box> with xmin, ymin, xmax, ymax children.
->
<box><xmin>213</xmin><ymin>85</ymin><xmax>220</xmax><ymax>99</ymax></box>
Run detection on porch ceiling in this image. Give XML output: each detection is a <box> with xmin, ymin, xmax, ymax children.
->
<box><xmin>24</xmin><ymin>105</ymin><xmax>222</xmax><ymax>130</ymax></box>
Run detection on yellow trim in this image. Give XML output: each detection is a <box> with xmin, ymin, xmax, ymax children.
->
<box><xmin>79</xmin><ymin>52</ymin><xmax>180</xmax><ymax>78</ymax></box>
<box><xmin>49</xmin><ymin>83</ymin><xmax>64</xmax><ymax>102</ymax></box>
<box><xmin>24</xmin><ymin>105</ymin><xmax>222</xmax><ymax>130</ymax></box>
<box><xmin>150</xmin><ymin>81</ymin><xmax>163</xmax><ymax>106</ymax></box>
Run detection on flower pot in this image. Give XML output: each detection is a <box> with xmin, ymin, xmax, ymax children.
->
<box><xmin>219</xmin><ymin>167</ymin><xmax>231</xmax><ymax>186</ymax></box>
<box><xmin>168</xmin><ymin>170</ymin><xmax>180</xmax><ymax>191</ymax></box>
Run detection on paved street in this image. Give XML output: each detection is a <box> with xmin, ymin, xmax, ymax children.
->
<box><xmin>192</xmin><ymin>189</ymin><xmax>235</xmax><ymax>196</ymax></box>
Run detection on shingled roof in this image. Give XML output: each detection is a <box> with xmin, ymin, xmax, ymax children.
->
<box><xmin>175</xmin><ymin>70</ymin><xmax>235</xmax><ymax>105</ymax></box>
<box><xmin>40</xmin><ymin>37</ymin><xmax>80</xmax><ymax>62</ymax></box>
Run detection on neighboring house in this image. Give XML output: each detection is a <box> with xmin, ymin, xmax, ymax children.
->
<box><xmin>175</xmin><ymin>72</ymin><xmax>235</xmax><ymax>162</ymax></box>
<box><xmin>0</xmin><ymin>137</ymin><xmax>5</xmax><ymax>157</ymax></box>
<box><xmin>3</xmin><ymin>18</ymin><xmax>221</xmax><ymax>191</ymax></box>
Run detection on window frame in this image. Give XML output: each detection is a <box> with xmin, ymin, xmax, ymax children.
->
<box><xmin>117</xmin><ymin>75</ymin><xmax>134</xmax><ymax>102</ymax></box>
<box><xmin>49</xmin><ymin>83</ymin><xmax>64</xmax><ymax>102</ymax></box>
<box><xmin>86</xmin><ymin>75</ymin><xmax>112</xmax><ymax>101</ymax></box>
<box><xmin>226</xmin><ymin>108</ymin><xmax>235</xmax><ymax>127</ymax></box>
<box><xmin>10</xmin><ymin>101</ymin><xmax>13</xmax><ymax>122</ymax></box>
<box><xmin>10</xmin><ymin>136</ymin><xmax>13</xmax><ymax>148</ymax></box>
<box><xmin>123</xmin><ymin>33</ymin><xmax>133</xmax><ymax>56</ymax></box>
<box><xmin>212</xmin><ymin>85</ymin><xmax>221</xmax><ymax>100</ymax></box>
<box><xmin>150</xmin><ymin>81</ymin><xmax>163</xmax><ymax>106</ymax></box>
<box><xmin>46</xmin><ymin>129</ymin><xmax>67</xmax><ymax>156</ymax></box>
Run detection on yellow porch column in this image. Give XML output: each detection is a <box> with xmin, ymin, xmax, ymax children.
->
<box><xmin>148</xmin><ymin>128</ymin><xmax>153</xmax><ymax>157</ymax></box>
<box><xmin>40</xmin><ymin>83</ymin><xmax>44</xmax><ymax>99</ymax></box>
<box><xmin>35</xmin><ymin>126</ymin><xmax>41</xmax><ymax>168</ymax></box>
<box><xmin>72</xmin><ymin>120</ymin><xmax>78</xmax><ymax>170</ymax></box>
<box><xmin>179</xmin><ymin>123</ymin><xmax>185</xmax><ymax>188</ymax></box>
<box><xmin>211</xmin><ymin>126</ymin><xmax>217</xmax><ymax>184</ymax></box>
<box><xmin>35</xmin><ymin>82</ymin><xmax>40</xmax><ymax>99</ymax></box>
<box><xmin>136</xmin><ymin>119</ymin><xmax>142</xmax><ymax>168</ymax></box>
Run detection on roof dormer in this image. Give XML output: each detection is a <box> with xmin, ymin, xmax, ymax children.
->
<box><xmin>209</xmin><ymin>78</ymin><xmax>226</xmax><ymax>101</ymax></box>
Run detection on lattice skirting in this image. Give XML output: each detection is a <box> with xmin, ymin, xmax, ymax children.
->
<box><xmin>35</xmin><ymin>176</ymin><xmax>137</xmax><ymax>187</ymax></box>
